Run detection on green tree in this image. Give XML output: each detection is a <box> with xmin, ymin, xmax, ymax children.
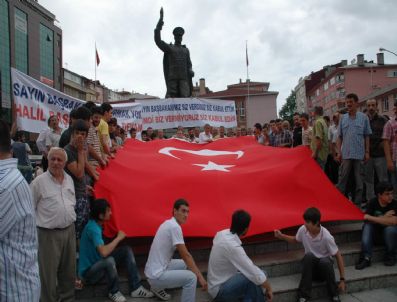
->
<box><xmin>279</xmin><ymin>90</ymin><xmax>296</xmax><ymax>126</ymax></box>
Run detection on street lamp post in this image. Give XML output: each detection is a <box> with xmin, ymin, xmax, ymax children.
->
<box><xmin>379</xmin><ymin>47</ymin><xmax>397</xmax><ymax>57</ymax></box>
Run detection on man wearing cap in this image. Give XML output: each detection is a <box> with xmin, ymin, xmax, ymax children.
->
<box><xmin>154</xmin><ymin>7</ymin><xmax>194</xmax><ymax>98</ymax></box>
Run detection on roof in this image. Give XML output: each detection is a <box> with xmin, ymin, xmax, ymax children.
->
<box><xmin>344</xmin><ymin>62</ymin><xmax>397</xmax><ymax>69</ymax></box>
<box><xmin>362</xmin><ymin>83</ymin><xmax>397</xmax><ymax>101</ymax></box>
<box><xmin>201</xmin><ymin>88</ymin><xmax>278</xmax><ymax>98</ymax></box>
<box><xmin>228</xmin><ymin>81</ymin><xmax>269</xmax><ymax>88</ymax></box>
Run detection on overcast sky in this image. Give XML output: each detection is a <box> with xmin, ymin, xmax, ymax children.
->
<box><xmin>39</xmin><ymin>0</ymin><xmax>397</xmax><ymax>113</ymax></box>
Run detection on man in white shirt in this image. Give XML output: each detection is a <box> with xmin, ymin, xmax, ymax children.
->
<box><xmin>207</xmin><ymin>210</ymin><xmax>273</xmax><ymax>301</ymax></box>
<box><xmin>275</xmin><ymin>208</ymin><xmax>345</xmax><ymax>302</ymax></box>
<box><xmin>199</xmin><ymin>124</ymin><xmax>213</xmax><ymax>143</ymax></box>
<box><xmin>36</xmin><ymin>116</ymin><xmax>53</xmax><ymax>171</ymax></box>
<box><xmin>144</xmin><ymin>199</ymin><xmax>207</xmax><ymax>301</ymax></box>
<box><xmin>30</xmin><ymin>147</ymin><xmax>76</xmax><ymax>302</ymax></box>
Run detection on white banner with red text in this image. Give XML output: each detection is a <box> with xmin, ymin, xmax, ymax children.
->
<box><xmin>139</xmin><ymin>98</ymin><xmax>237</xmax><ymax>130</ymax></box>
<box><xmin>11</xmin><ymin>68</ymin><xmax>142</xmax><ymax>133</ymax></box>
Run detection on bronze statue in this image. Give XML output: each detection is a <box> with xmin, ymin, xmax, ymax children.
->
<box><xmin>154</xmin><ymin>7</ymin><xmax>194</xmax><ymax>98</ymax></box>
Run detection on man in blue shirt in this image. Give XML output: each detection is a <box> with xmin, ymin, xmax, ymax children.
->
<box><xmin>79</xmin><ymin>199</ymin><xmax>153</xmax><ymax>302</ymax></box>
<box><xmin>0</xmin><ymin>119</ymin><xmax>40</xmax><ymax>301</ymax></box>
<box><xmin>336</xmin><ymin>93</ymin><xmax>372</xmax><ymax>206</ymax></box>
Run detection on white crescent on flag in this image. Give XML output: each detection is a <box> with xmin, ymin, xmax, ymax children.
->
<box><xmin>158</xmin><ymin>147</ymin><xmax>244</xmax><ymax>160</ymax></box>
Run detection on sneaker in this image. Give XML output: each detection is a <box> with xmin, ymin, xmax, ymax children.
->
<box><xmin>384</xmin><ymin>256</ymin><xmax>396</xmax><ymax>266</ymax></box>
<box><xmin>332</xmin><ymin>296</ymin><xmax>341</xmax><ymax>302</ymax></box>
<box><xmin>108</xmin><ymin>291</ymin><xmax>127</xmax><ymax>302</ymax></box>
<box><xmin>131</xmin><ymin>285</ymin><xmax>154</xmax><ymax>298</ymax></box>
<box><xmin>355</xmin><ymin>257</ymin><xmax>371</xmax><ymax>270</ymax></box>
<box><xmin>298</xmin><ymin>297</ymin><xmax>308</xmax><ymax>302</ymax></box>
<box><xmin>151</xmin><ymin>288</ymin><xmax>171</xmax><ymax>301</ymax></box>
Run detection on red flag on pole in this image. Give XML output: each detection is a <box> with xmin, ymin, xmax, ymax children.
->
<box><xmin>94</xmin><ymin>137</ymin><xmax>363</xmax><ymax>238</ymax></box>
<box><xmin>246</xmin><ymin>42</ymin><xmax>249</xmax><ymax>66</ymax></box>
<box><xmin>95</xmin><ymin>47</ymin><xmax>100</xmax><ymax>66</ymax></box>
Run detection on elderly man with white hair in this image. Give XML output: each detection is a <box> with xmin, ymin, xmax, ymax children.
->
<box><xmin>30</xmin><ymin>147</ymin><xmax>77</xmax><ymax>302</ymax></box>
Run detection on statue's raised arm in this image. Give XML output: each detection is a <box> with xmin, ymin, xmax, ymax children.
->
<box><xmin>154</xmin><ymin>7</ymin><xmax>168</xmax><ymax>52</ymax></box>
<box><xmin>157</xmin><ymin>7</ymin><xmax>164</xmax><ymax>30</ymax></box>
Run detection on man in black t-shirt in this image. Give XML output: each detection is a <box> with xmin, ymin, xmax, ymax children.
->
<box><xmin>292</xmin><ymin>112</ymin><xmax>302</xmax><ymax>147</ymax></box>
<box><xmin>356</xmin><ymin>182</ymin><xmax>397</xmax><ymax>269</ymax></box>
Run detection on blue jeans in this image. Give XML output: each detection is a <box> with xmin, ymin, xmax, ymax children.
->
<box><xmin>148</xmin><ymin>259</ymin><xmax>197</xmax><ymax>302</ymax></box>
<box><xmin>361</xmin><ymin>222</ymin><xmax>397</xmax><ymax>258</ymax></box>
<box><xmin>214</xmin><ymin>273</ymin><xmax>265</xmax><ymax>302</ymax></box>
<box><xmin>82</xmin><ymin>246</ymin><xmax>141</xmax><ymax>294</ymax></box>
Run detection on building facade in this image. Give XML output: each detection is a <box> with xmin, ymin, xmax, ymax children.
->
<box><xmin>63</xmin><ymin>68</ymin><xmax>101</xmax><ymax>102</ymax></box>
<box><xmin>362</xmin><ymin>83</ymin><xmax>397</xmax><ymax>118</ymax></box>
<box><xmin>201</xmin><ymin>79</ymin><xmax>278</xmax><ymax>129</ymax></box>
<box><xmin>0</xmin><ymin>0</ymin><xmax>62</xmax><ymax>122</ymax></box>
<box><xmin>304</xmin><ymin>54</ymin><xmax>397</xmax><ymax>117</ymax></box>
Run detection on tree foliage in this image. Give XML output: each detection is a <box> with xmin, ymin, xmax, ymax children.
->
<box><xmin>278</xmin><ymin>90</ymin><xmax>296</xmax><ymax>125</ymax></box>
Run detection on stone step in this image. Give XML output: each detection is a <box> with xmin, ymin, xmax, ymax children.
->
<box><xmin>272</xmin><ymin>262</ymin><xmax>397</xmax><ymax>302</ymax></box>
<box><xmin>311</xmin><ymin>287</ymin><xmax>397</xmax><ymax>302</ymax></box>
<box><xmin>131</xmin><ymin>222</ymin><xmax>363</xmax><ymax>266</ymax></box>
<box><xmin>76</xmin><ymin>263</ymin><xmax>397</xmax><ymax>301</ymax></box>
<box><xmin>76</xmin><ymin>236</ymin><xmax>390</xmax><ymax>300</ymax></box>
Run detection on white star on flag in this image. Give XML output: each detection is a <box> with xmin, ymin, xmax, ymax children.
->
<box><xmin>193</xmin><ymin>161</ymin><xmax>235</xmax><ymax>172</ymax></box>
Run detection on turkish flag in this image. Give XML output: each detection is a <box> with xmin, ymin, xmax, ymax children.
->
<box><xmin>95</xmin><ymin>47</ymin><xmax>100</xmax><ymax>66</ymax></box>
<box><xmin>94</xmin><ymin>137</ymin><xmax>363</xmax><ymax>238</ymax></box>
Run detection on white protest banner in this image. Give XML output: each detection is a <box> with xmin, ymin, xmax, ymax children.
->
<box><xmin>11</xmin><ymin>68</ymin><xmax>85</xmax><ymax>133</ymax></box>
<box><xmin>11</xmin><ymin>68</ymin><xmax>143</xmax><ymax>133</ymax></box>
<box><xmin>111</xmin><ymin>102</ymin><xmax>143</xmax><ymax>132</ymax></box>
<box><xmin>139</xmin><ymin>98</ymin><xmax>237</xmax><ymax>129</ymax></box>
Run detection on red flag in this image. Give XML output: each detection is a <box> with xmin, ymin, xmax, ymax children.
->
<box><xmin>95</xmin><ymin>47</ymin><xmax>100</xmax><ymax>66</ymax></box>
<box><xmin>94</xmin><ymin>137</ymin><xmax>363</xmax><ymax>238</ymax></box>
<box><xmin>246</xmin><ymin>43</ymin><xmax>249</xmax><ymax>66</ymax></box>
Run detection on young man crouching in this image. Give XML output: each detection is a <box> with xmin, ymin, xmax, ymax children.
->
<box><xmin>274</xmin><ymin>207</ymin><xmax>345</xmax><ymax>302</ymax></box>
<box><xmin>78</xmin><ymin>199</ymin><xmax>153</xmax><ymax>302</ymax></box>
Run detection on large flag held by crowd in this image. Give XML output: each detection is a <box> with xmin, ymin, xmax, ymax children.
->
<box><xmin>94</xmin><ymin>136</ymin><xmax>363</xmax><ymax>238</ymax></box>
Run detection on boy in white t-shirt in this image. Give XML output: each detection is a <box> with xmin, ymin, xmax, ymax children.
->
<box><xmin>274</xmin><ymin>207</ymin><xmax>346</xmax><ymax>302</ymax></box>
<box><xmin>144</xmin><ymin>199</ymin><xmax>207</xmax><ymax>301</ymax></box>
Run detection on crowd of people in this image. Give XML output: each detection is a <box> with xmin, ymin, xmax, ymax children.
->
<box><xmin>1</xmin><ymin>92</ymin><xmax>396</xmax><ymax>302</ymax></box>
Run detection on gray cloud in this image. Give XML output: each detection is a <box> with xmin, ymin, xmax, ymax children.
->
<box><xmin>39</xmin><ymin>0</ymin><xmax>397</xmax><ymax>114</ymax></box>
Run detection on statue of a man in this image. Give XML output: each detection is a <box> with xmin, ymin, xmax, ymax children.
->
<box><xmin>154</xmin><ymin>8</ymin><xmax>194</xmax><ymax>98</ymax></box>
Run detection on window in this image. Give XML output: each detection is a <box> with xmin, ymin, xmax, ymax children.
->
<box><xmin>40</xmin><ymin>23</ymin><xmax>54</xmax><ymax>84</ymax></box>
<box><xmin>382</xmin><ymin>97</ymin><xmax>389</xmax><ymax>112</ymax></box>
<box><xmin>330</xmin><ymin>77</ymin><xmax>335</xmax><ymax>85</ymax></box>
<box><xmin>14</xmin><ymin>8</ymin><xmax>28</xmax><ymax>73</ymax></box>
<box><xmin>64</xmin><ymin>70</ymin><xmax>82</xmax><ymax>85</ymax></box>
<box><xmin>0</xmin><ymin>0</ymin><xmax>11</xmax><ymax>118</ymax></box>
<box><xmin>324</xmin><ymin>82</ymin><xmax>329</xmax><ymax>91</ymax></box>
<box><xmin>336</xmin><ymin>73</ymin><xmax>345</xmax><ymax>82</ymax></box>
<box><xmin>316</xmin><ymin>89</ymin><xmax>320</xmax><ymax>96</ymax></box>
<box><xmin>240</xmin><ymin>107</ymin><xmax>245</xmax><ymax>117</ymax></box>
<box><xmin>387</xmin><ymin>70</ymin><xmax>397</xmax><ymax>77</ymax></box>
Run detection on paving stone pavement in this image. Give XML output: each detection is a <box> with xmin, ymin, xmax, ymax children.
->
<box><xmin>77</xmin><ymin>287</ymin><xmax>397</xmax><ymax>302</ymax></box>
<box><xmin>311</xmin><ymin>287</ymin><xmax>397</xmax><ymax>302</ymax></box>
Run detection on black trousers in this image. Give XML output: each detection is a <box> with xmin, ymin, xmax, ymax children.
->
<box><xmin>299</xmin><ymin>253</ymin><xmax>338</xmax><ymax>299</ymax></box>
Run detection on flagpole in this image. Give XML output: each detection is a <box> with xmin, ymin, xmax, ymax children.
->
<box><xmin>94</xmin><ymin>42</ymin><xmax>97</xmax><ymax>89</ymax></box>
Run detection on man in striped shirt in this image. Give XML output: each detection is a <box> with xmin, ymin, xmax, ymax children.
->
<box><xmin>336</xmin><ymin>93</ymin><xmax>372</xmax><ymax>206</ymax></box>
<box><xmin>0</xmin><ymin>119</ymin><xmax>40</xmax><ymax>301</ymax></box>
